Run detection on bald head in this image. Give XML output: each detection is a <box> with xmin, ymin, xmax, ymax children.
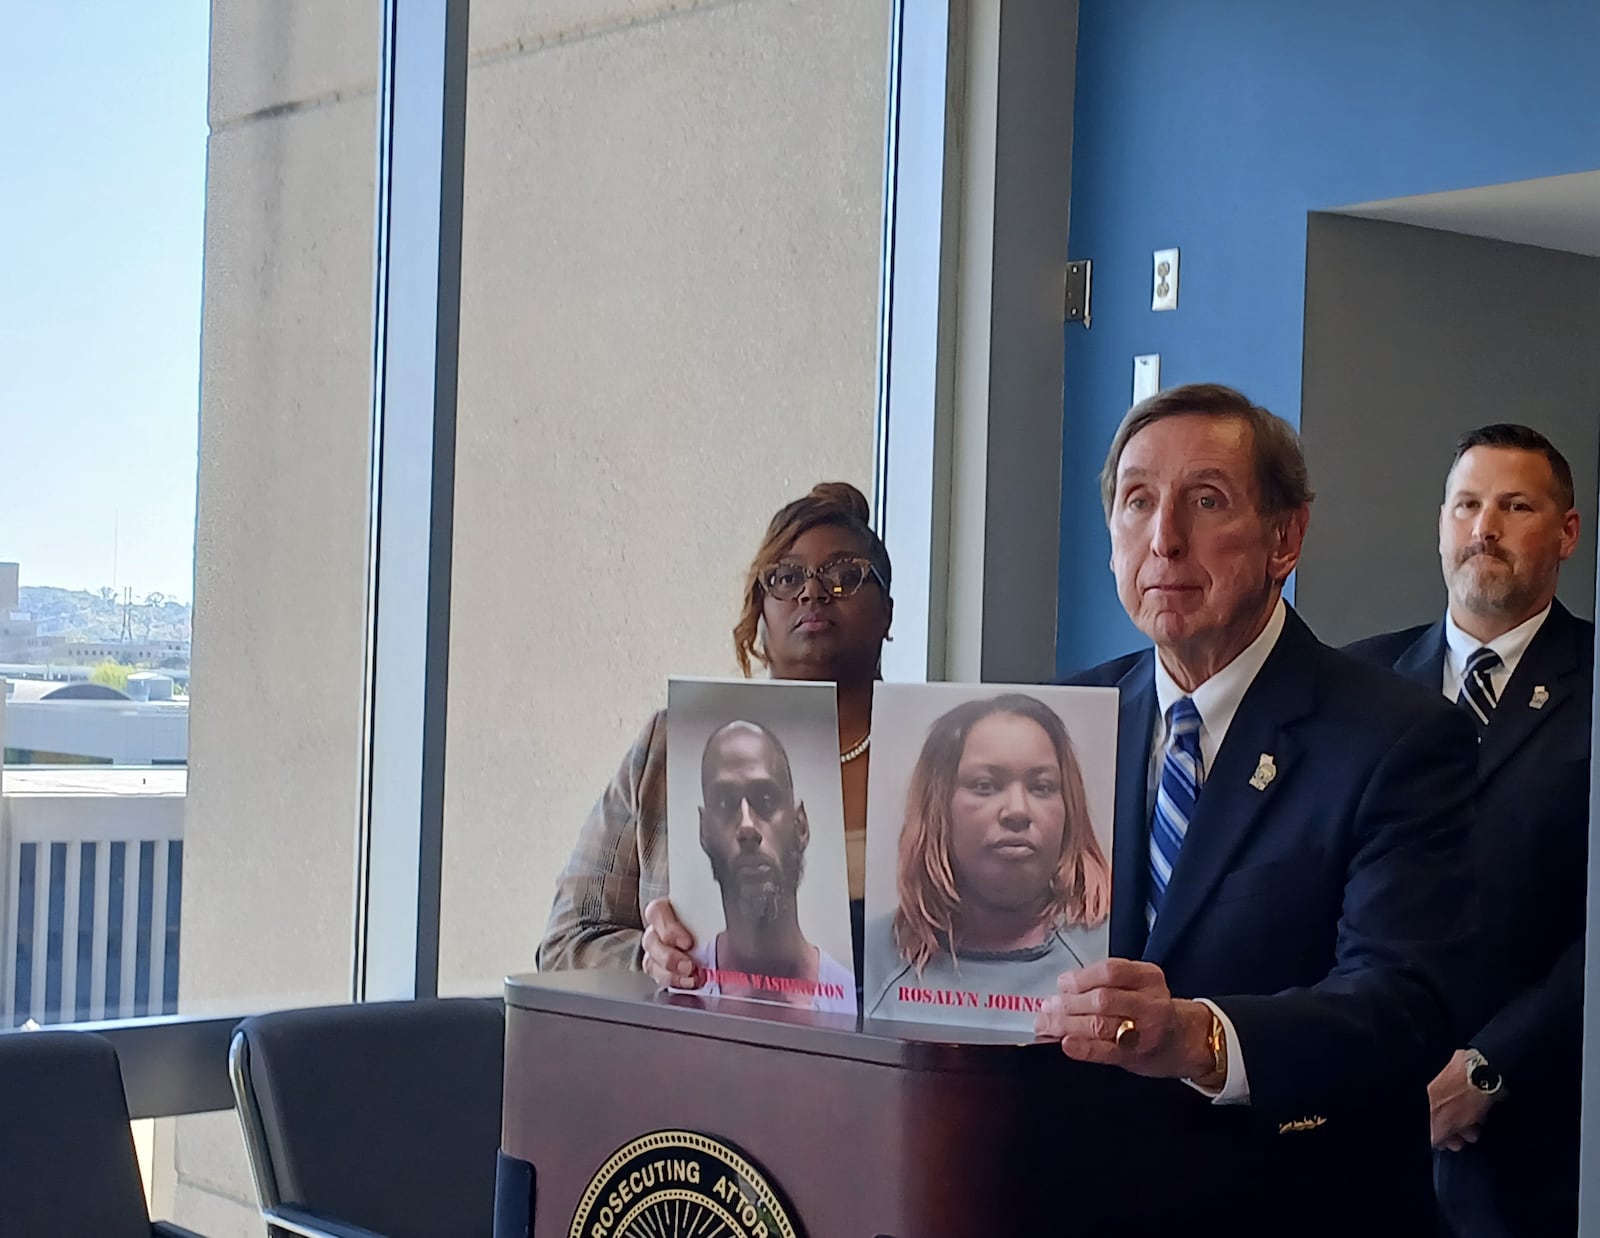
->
<box><xmin>700</xmin><ymin>720</ymin><xmax>794</xmax><ymax>799</ymax></box>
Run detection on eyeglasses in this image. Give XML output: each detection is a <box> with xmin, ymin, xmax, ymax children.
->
<box><xmin>758</xmin><ymin>557</ymin><xmax>885</xmax><ymax>602</ymax></box>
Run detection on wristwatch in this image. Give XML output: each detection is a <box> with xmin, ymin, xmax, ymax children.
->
<box><xmin>1464</xmin><ymin>1048</ymin><xmax>1502</xmax><ymax>1095</ymax></box>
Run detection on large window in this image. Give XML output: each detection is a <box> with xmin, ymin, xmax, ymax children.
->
<box><xmin>2</xmin><ymin>1</ymin><xmax>378</xmax><ymax>1229</ymax></box>
<box><xmin>1</xmin><ymin>4</ymin><xmax>209</xmax><ymax>1030</ymax></box>
<box><xmin>1</xmin><ymin>0</ymin><xmax>925</xmax><ymax>1232</ymax></box>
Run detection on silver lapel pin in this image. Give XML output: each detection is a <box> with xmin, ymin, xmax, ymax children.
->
<box><xmin>1249</xmin><ymin>753</ymin><xmax>1277</xmax><ymax>791</ymax></box>
<box><xmin>1530</xmin><ymin>685</ymin><xmax>1549</xmax><ymax>710</ymax></box>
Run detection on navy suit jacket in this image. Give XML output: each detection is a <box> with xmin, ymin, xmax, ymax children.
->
<box><xmin>1066</xmin><ymin>606</ymin><xmax>1478</xmax><ymax>1230</ymax></box>
<box><xmin>1347</xmin><ymin>600</ymin><xmax>1592</xmax><ymax>1234</ymax></box>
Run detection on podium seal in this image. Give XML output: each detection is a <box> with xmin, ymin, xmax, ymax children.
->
<box><xmin>569</xmin><ymin>1129</ymin><xmax>801</xmax><ymax>1238</ymax></box>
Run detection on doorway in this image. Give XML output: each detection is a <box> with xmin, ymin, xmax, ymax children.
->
<box><xmin>1294</xmin><ymin>172</ymin><xmax>1600</xmax><ymax>645</ymax></box>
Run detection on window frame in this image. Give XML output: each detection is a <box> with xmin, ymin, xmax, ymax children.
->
<box><xmin>4</xmin><ymin>0</ymin><xmax>472</xmax><ymax>1117</ymax></box>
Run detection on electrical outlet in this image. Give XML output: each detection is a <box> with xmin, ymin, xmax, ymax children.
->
<box><xmin>1152</xmin><ymin>248</ymin><xmax>1179</xmax><ymax>311</ymax></box>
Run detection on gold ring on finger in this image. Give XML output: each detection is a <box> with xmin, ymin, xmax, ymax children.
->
<box><xmin>1114</xmin><ymin>1017</ymin><xmax>1140</xmax><ymax>1051</ymax></box>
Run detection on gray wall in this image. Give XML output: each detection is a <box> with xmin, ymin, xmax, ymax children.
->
<box><xmin>438</xmin><ymin>0</ymin><xmax>889</xmax><ymax>996</ymax></box>
<box><xmin>1297</xmin><ymin>214</ymin><xmax>1600</xmax><ymax>646</ymax></box>
<box><xmin>178</xmin><ymin>3</ymin><xmax>380</xmax><ymax>1232</ymax></box>
<box><xmin>975</xmin><ymin>0</ymin><xmax>1078</xmax><ymax>684</ymax></box>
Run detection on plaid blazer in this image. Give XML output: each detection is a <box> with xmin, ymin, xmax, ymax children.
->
<box><xmin>537</xmin><ymin>710</ymin><xmax>668</xmax><ymax>971</ymax></box>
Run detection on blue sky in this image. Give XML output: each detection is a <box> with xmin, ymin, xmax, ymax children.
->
<box><xmin>1</xmin><ymin>1</ymin><xmax>210</xmax><ymax>602</ymax></box>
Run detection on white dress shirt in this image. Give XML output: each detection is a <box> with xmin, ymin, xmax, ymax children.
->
<box><xmin>1441</xmin><ymin>604</ymin><xmax>1551</xmax><ymax>704</ymax></box>
<box><xmin>1148</xmin><ymin>597</ymin><xmax>1288</xmax><ymax>1105</ymax></box>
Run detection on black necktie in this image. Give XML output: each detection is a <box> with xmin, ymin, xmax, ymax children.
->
<box><xmin>1457</xmin><ymin>646</ymin><xmax>1502</xmax><ymax>732</ymax></box>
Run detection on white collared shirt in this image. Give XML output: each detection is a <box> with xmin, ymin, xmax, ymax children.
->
<box><xmin>1145</xmin><ymin>597</ymin><xmax>1289</xmax><ymax>1107</ymax></box>
<box><xmin>1441</xmin><ymin>604</ymin><xmax>1551</xmax><ymax>704</ymax></box>
<box><xmin>1151</xmin><ymin>598</ymin><xmax>1288</xmax><ymax>775</ymax></box>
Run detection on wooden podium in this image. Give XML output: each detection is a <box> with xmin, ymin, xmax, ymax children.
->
<box><xmin>500</xmin><ymin>970</ymin><xmax>1203</xmax><ymax>1237</ymax></box>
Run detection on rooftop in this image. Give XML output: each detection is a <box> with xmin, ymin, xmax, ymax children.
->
<box><xmin>0</xmin><ymin>767</ymin><xmax>187</xmax><ymax>797</ymax></box>
<box><xmin>4</xmin><ymin>679</ymin><xmax>188</xmax><ymax>708</ymax></box>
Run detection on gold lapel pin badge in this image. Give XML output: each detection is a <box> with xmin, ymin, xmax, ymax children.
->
<box><xmin>1530</xmin><ymin>685</ymin><xmax>1549</xmax><ymax>710</ymax></box>
<box><xmin>1249</xmin><ymin>753</ymin><xmax>1276</xmax><ymax>791</ymax></box>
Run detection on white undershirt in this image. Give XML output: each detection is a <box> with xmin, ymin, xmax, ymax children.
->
<box><xmin>1146</xmin><ymin>597</ymin><xmax>1288</xmax><ymax>1106</ymax></box>
<box><xmin>1441</xmin><ymin>604</ymin><xmax>1551</xmax><ymax>704</ymax></box>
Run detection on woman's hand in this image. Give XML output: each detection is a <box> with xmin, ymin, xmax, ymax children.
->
<box><xmin>642</xmin><ymin>898</ymin><xmax>701</xmax><ymax>989</ymax></box>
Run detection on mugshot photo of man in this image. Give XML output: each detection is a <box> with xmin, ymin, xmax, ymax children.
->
<box><xmin>689</xmin><ymin>718</ymin><xmax>855</xmax><ymax>1014</ymax></box>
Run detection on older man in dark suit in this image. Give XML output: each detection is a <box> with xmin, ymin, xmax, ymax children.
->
<box><xmin>1036</xmin><ymin>384</ymin><xmax>1478</xmax><ymax>1234</ymax></box>
<box><xmin>1346</xmin><ymin>424</ymin><xmax>1590</xmax><ymax>1238</ymax></box>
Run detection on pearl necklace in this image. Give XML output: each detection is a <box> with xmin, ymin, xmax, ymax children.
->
<box><xmin>839</xmin><ymin>732</ymin><xmax>871</xmax><ymax>765</ymax></box>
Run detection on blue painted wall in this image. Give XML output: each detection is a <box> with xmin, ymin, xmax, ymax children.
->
<box><xmin>1057</xmin><ymin>0</ymin><xmax>1600</xmax><ymax>673</ymax></box>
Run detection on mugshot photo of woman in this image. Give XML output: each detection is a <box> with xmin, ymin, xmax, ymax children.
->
<box><xmin>863</xmin><ymin>690</ymin><xmax>1117</xmax><ymax>1029</ymax></box>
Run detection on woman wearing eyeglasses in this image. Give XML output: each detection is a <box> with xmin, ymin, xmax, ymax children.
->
<box><xmin>537</xmin><ymin>482</ymin><xmax>893</xmax><ymax>990</ymax></box>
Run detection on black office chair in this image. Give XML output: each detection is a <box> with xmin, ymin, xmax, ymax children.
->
<box><xmin>229</xmin><ymin>998</ymin><xmax>504</xmax><ymax>1238</ymax></box>
<box><xmin>0</xmin><ymin>1029</ymin><xmax>205</xmax><ymax>1238</ymax></box>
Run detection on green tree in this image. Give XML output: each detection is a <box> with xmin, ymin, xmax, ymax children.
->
<box><xmin>89</xmin><ymin>660</ymin><xmax>130</xmax><ymax>692</ymax></box>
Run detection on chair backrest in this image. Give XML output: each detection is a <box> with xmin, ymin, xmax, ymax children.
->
<box><xmin>230</xmin><ymin>998</ymin><xmax>504</xmax><ymax>1238</ymax></box>
<box><xmin>0</xmin><ymin>1030</ymin><xmax>155</xmax><ymax>1238</ymax></box>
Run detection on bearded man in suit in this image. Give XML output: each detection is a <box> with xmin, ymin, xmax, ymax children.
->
<box><xmin>1347</xmin><ymin>423</ymin><xmax>1590</xmax><ymax>1238</ymax></box>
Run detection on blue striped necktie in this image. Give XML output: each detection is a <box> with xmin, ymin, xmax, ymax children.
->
<box><xmin>1458</xmin><ymin>646</ymin><xmax>1502</xmax><ymax>734</ymax></box>
<box><xmin>1148</xmin><ymin>696</ymin><xmax>1203</xmax><ymax>928</ymax></box>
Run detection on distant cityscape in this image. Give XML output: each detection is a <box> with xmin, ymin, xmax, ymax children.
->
<box><xmin>2</xmin><ymin>561</ymin><xmax>190</xmax><ymax>1032</ymax></box>
<box><xmin>0</xmin><ymin>562</ymin><xmax>192</xmax><ymax>671</ymax></box>
<box><xmin>2</xmin><ymin>560</ymin><xmax>191</xmax><ymax>766</ymax></box>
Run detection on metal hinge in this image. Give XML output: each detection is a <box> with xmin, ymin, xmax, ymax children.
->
<box><xmin>1064</xmin><ymin>259</ymin><xmax>1091</xmax><ymax>328</ymax></box>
